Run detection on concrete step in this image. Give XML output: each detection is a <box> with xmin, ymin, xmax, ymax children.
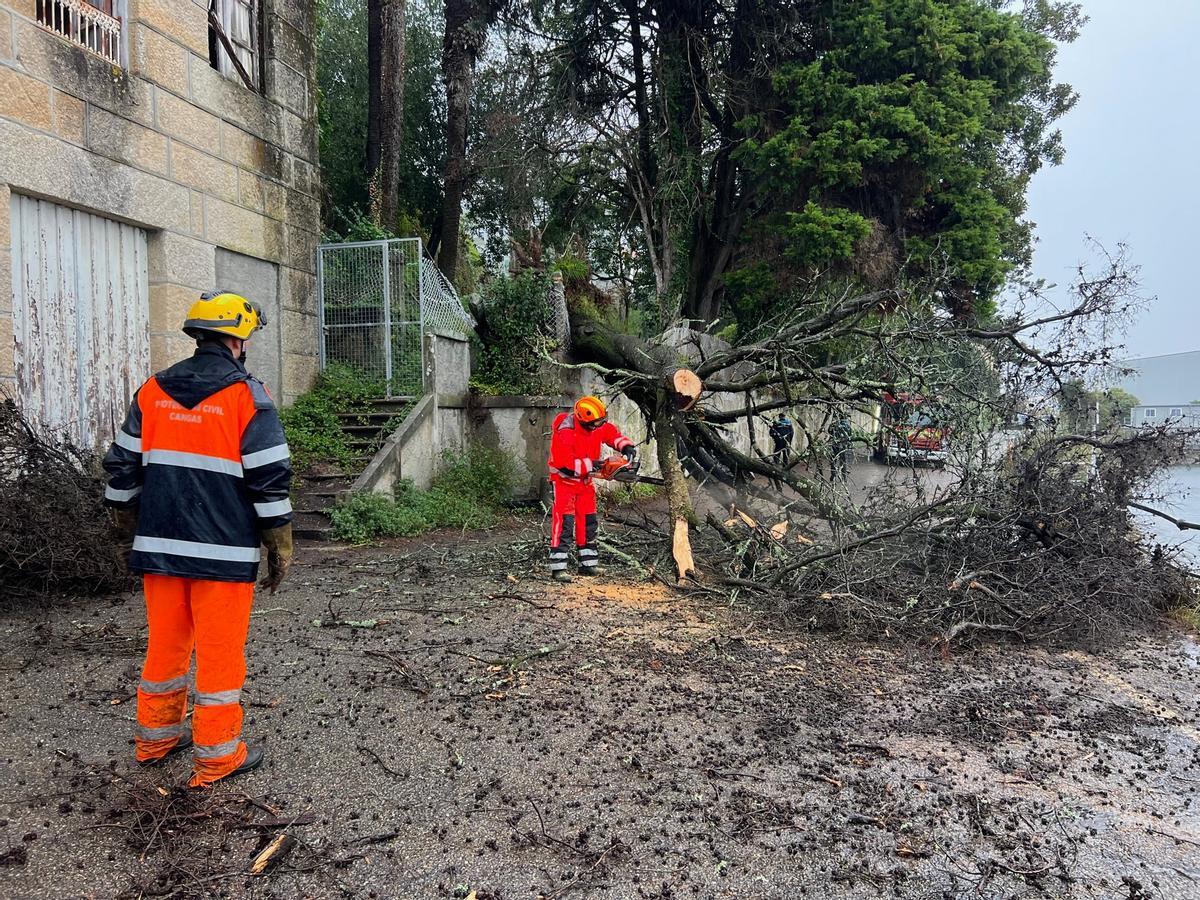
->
<box><xmin>341</xmin><ymin>424</ymin><xmax>389</xmax><ymax>438</ymax></box>
<box><xmin>295</xmin><ymin>525</ymin><xmax>334</xmax><ymax>541</ymax></box>
<box><xmin>336</xmin><ymin>410</ymin><xmax>402</xmax><ymax>425</ymax></box>
<box><xmin>306</xmin><ymin>488</ymin><xmax>352</xmax><ymax>500</ymax></box>
<box><xmin>293</xmin><ymin>509</ymin><xmax>334</xmax><ymax>542</ymax></box>
<box><xmin>369</xmin><ymin>397</ymin><xmax>416</xmax><ymax>412</ymax></box>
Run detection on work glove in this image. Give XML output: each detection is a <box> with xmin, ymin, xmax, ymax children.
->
<box><xmin>108</xmin><ymin>506</ymin><xmax>138</xmax><ymax>571</ymax></box>
<box><xmin>622</xmin><ymin>446</ymin><xmax>638</xmax><ymax>465</ymax></box>
<box><xmin>109</xmin><ymin>506</ymin><xmax>138</xmax><ymax>539</ymax></box>
<box><xmin>259</xmin><ymin>523</ymin><xmax>294</xmax><ymax>594</ymax></box>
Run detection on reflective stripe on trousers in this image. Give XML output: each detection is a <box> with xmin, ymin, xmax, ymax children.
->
<box><xmin>194</xmin><ymin>737</ymin><xmax>242</xmax><ymax>759</ymax></box>
<box><xmin>137</xmin><ymin>574</ymin><xmax>254</xmax><ymax>784</ymax></box>
<box><xmin>549</xmin><ymin>479</ymin><xmax>599</xmax><ymax>570</ymax></box>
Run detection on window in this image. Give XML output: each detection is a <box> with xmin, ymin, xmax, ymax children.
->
<box><xmin>1170</xmin><ymin>408</ymin><xmax>1183</xmax><ymax>418</ymax></box>
<box><xmin>1144</xmin><ymin>408</ymin><xmax>1157</xmax><ymax>420</ymax></box>
<box><xmin>208</xmin><ymin>0</ymin><xmax>260</xmax><ymax>91</ymax></box>
<box><xmin>36</xmin><ymin>0</ymin><xmax>124</xmax><ymax>66</ymax></box>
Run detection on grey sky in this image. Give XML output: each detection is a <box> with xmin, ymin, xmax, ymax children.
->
<box><xmin>1025</xmin><ymin>0</ymin><xmax>1200</xmax><ymax>358</ymax></box>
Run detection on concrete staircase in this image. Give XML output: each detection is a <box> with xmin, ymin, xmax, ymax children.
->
<box><xmin>291</xmin><ymin>397</ymin><xmax>415</xmax><ymax>540</ymax></box>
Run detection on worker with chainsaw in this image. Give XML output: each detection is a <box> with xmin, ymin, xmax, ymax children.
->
<box><xmin>103</xmin><ymin>292</ymin><xmax>293</xmax><ymax>787</ymax></box>
<box><xmin>547</xmin><ymin>395</ymin><xmax>637</xmax><ymax>582</ymax></box>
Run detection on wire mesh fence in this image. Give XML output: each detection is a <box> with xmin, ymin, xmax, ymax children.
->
<box><xmin>317</xmin><ymin>238</ymin><xmax>475</xmax><ymax>398</ymax></box>
<box><xmin>420</xmin><ymin>253</ymin><xmax>477</xmax><ymax>338</ymax></box>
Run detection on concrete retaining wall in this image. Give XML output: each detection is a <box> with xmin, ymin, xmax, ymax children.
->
<box><xmin>355</xmin><ymin>326</ymin><xmax>886</xmax><ymax>500</ymax></box>
<box><xmin>356</xmin><ymin>331</ymin><xmax>473</xmax><ymax>493</ymax></box>
<box><xmin>352</xmin><ymin>393</ymin><xmax>436</xmax><ymax>493</ymax></box>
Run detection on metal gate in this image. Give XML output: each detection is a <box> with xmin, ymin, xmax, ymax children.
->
<box><xmin>10</xmin><ymin>194</ymin><xmax>150</xmax><ymax>447</ymax></box>
<box><xmin>316</xmin><ymin>238</ymin><xmax>474</xmax><ymax>398</ymax></box>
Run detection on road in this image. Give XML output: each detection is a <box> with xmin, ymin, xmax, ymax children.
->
<box><xmin>1135</xmin><ymin>464</ymin><xmax>1200</xmax><ymax>565</ymax></box>
<box><xmin>3</xmin><ymin>524</ymin><xmax>1200</xmax><ymax>898</ymax></box>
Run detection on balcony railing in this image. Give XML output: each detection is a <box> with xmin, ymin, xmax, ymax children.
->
<box><xmin>36</xmin><ymin>0</ymin><xmax>122</xmax><ymax>67</ymax></box>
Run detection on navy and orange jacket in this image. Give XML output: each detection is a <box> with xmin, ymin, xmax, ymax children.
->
<box><xmin>103</xmin><ymin>343</ymin><xmax>293</xmax><ymax>583</ymax></box>
<box><xmin>547</xmin><ymin>412</ymin><xmax>633</xmax><ymax>483</ymax></box>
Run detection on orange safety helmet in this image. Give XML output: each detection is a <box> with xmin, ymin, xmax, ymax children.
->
<box><xmin>573</xmin><ymin>395</ymin><xmax>608</xmax><ymax>428</ymax></box>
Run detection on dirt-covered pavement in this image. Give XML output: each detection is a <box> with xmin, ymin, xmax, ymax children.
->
<box><xmin>2</xmin><ymin>521</ymin><xmax>1200</xmax><ymax>899</ymax></box>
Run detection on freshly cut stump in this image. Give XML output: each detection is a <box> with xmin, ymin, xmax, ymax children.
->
<box><xmin>672</xmin><ymin>518</ymin><xmax>696</xmax><ymax>582</ymax></box>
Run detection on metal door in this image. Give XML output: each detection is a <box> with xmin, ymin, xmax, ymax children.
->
<box><xmin>10</xmin><ymin>195</ymin><xmax>150</xmax><ymax>447</ymax></box>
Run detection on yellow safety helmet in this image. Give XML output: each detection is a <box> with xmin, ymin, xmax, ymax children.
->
<box><xmin>573</xmin><ymin>395</ymin><xmax>608</xmax><ymax>428</ymax></box>
<box><xmin>182</xmin><ymin>291</ymin><xmax>266</xmax><ymax>341</ymax></box>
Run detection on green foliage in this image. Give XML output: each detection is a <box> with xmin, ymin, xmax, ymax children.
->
<box><xmin>554</xmin><ymin>255</ymin><xmax>590</xmax><ymax>281</ymax></box>
<box><xmin>713</xmin><ymin>322</ymin><xmax>738</xmax><ymax>344</ymax></box>
<box><xmin>728</xmin><ymin>0</ymin><xmax>1077</xmax><ymax>323</ymax></box>
<box><xmin>780</xmin><ymin>204</ymin><xmax>875</xmax><ymax>270</ymax></box>
<box><xmin>430</xmin><ymin>444</ymin><xmax>516</xmax><ymax>507</ymax></box>
<box><xmin>600</xmin><ymin>481</ymin><xmax>660</xmax><ymax>509</ymax></box>
<box><xmin>280</xmin><ymin>364</ymin><xmax>391</xmax><ymax>471</ymax></box>
<box><xmin>329</xmin><ymin>445</ymin><xmax>516</xmax><ymax>542</ymax></box>
<box><xmin>316</xmin><ymin>0</ymin><xmax>370</xmax><ymax>220</ymax></box>
<box><xmin>1059</xmin><ymin>382</ymin><xmax>1140</xmax><ymax>432</ymax></box>
<box><xmin>471</xmin><ymin>271</ymin><xmax>558</xmax><ymax>395</ymax></box>
<box><xmin>322</xmin><ymin>207</ymin><xmax>394</xmax><ymax>244</ymax></box>
<box><xmin>317</xmin><ymin>0</ymin><xmax>446</xmax><ymax>231</ymax></box>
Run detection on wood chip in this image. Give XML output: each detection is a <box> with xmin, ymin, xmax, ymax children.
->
<box><xmin>250</xmin><ymin>833</ymin><xmax>296</xmax><ymax>874</ymax></box>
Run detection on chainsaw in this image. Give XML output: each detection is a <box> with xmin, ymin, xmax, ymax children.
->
<box><xmin>597</xmin><ymin>455</ymin><xmax>666</xmax><ymax>486</ymax></box>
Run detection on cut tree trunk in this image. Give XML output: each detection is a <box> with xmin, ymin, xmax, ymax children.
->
<box><xmin>656</xmin><ymin>405</ymin><xmax>697</xmax><ymax>582</ymax></box>
<box><xmin>668</xmin><ymin>367</ymin><xmax>702</xmax><ymax>411</ymax></box>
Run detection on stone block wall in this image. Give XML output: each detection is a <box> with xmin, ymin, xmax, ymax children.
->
<box><xmin>0</xmin><ymin>0</ymin><xmax>319</xmax><ymax>405</ymax></box>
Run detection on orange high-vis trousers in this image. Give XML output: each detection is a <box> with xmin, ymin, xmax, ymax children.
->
<box><xmin>136</xmin><ymin>574</ymin><xmax>254</xmax><ymax>787</ymax></box>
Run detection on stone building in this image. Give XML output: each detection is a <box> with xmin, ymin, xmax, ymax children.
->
<box><xmin>0</xmin><ymin>0</ymin><xmax>319</xmax><ymax>447</ymax></box>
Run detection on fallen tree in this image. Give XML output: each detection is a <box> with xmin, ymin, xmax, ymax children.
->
<box><xmin>559</xmin><ymin>253</ymin><xmax>1197</xmax><ymax>640</ymax></box>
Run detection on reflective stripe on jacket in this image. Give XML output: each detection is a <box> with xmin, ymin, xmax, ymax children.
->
<box><xmin>546</xmin><ymin>412</ymin><xmax>633</xmax><ymax>482</ymax></box>
<box><xmin>103</xmin><ymin>343</ymin><xmax>293</xmax><ymax>583</ymax></box>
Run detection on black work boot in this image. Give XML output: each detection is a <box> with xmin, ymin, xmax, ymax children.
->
<box><xmin>229</xmin><ymin>743</ymin><xmax>265</xmax><ymax>777</ymax></box>
<box><xmin>552</xmin><ymin>570</ymin><xmax>573</xmax><ymax>584</ymax></box>
<box><xmin>577</xmin><ymin>565</ymin><xmax>606</xmax><ymax>577</ymax></box>
<box><xmin>137</xmin><ymin>734</ymin><xmax>193</xmax><ymax>767</ymax></box>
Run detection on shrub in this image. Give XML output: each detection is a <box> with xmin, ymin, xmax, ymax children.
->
<box><xmin>470</xmin><ymin>271</ymin><xmax>557</xmax><ymax>395</ymax></box>
<box><xmin>601</xmin><ymin>481</ymin><xmax>660</xmax><ymax>509</ymax></box>
<box><xmin>431</xmin><ymin>443</ymin><xmax>515</xmax><ymax>507</ymax></box>
<box><xmin>329</xmin><ymin>444</ymin><xmax>515</xmax><ymax>542</ymax></box>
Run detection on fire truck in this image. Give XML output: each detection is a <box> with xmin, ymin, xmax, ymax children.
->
<box><xmin>875</xmin><ymin>392</ymin><xmax>950</xmax><ymax>466</ymax></box>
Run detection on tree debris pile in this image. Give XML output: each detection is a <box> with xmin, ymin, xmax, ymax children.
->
<box><xmin>52</xmin><ymin>758</ymin><xmax>370</xmax><ymax>899</ymax></box>
<box><xmin>0</xmin><ymin>399</ymin><xmax>128</xmax><ymax>602</ymax></box>
<box><xmin>749</xmin><ymin>429</ymin><xmax>1196</xmax><ymax>642</ymax></box>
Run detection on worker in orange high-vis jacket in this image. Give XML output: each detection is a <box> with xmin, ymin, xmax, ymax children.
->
<box><xmin>546</xmin><ymin>396</ymin><xmax>636</xmax><ymax>582</ymax></box>
<box><xmin>103</xmin><ymin>291</ymin><xmax>293</xmax><ymax>787</ymax></box>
